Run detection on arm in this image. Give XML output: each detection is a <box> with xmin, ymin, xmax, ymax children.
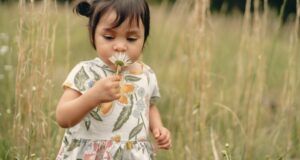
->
<box><xmin>56</xmin><ymin>75</ymin><xmax>121</xmax><ymax>128</ymax></box>
<box><xmin>149</xmin><ymin>104</ymin><xmax>172</xmax><ymax>150</ymax></box>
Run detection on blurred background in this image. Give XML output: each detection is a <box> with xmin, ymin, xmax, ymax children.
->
<box><xmin>0</xmin><ymin>0</ymin><xmax>299</xmax><ymax>159</ymax></box>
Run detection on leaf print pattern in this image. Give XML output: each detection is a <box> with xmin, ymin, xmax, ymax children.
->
<box><xmin>89</xmin><ymin>67</ymin><xmax>100</xmax><ymax>81</ymax></box>
<box><xmin>67</xmin><ymin>139</ymin><xmax>81</xmax><ymax>151</ymax></box>
<box><xmin>129</xmin><ymin>123</ymin><xmax>143</xmax><ymax>140</ymax></box>
<box><xmin>90</xmin><ymin>110</ymin><xmax>102</xmax><ymax>121</ymax></box>
<box><xmin>113</xmin><ymin>95</ymin><xmax>133</xmax><ymax>132</ymax></box>
<box><xmin>63</xmin><ymin>137</ymin><xmax>69</xmax><ymax>146</ymax></box>
<box><xmin>74</xmin><ymin>66</ymin><xmax>89</xmax><ymax>91</ymax></box>
<box><xmin>85</xmin><ymin>118</ymin><xmax>91</xmax><ymax>131</ymax></box>
<box><xmin>124</xmin><ymin>75</ymin><xmax>141</xmax><ymax>82</ymax></box>
<box><xmin>113</xmin><ymin>147</ymin><xmax>123</xmax><ymax>160</ymax></box>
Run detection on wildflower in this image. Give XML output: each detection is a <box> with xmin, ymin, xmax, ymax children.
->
<box><xmin>4</xmin><ymin>65</ymin><xmax>12</xmax><ymax>71</ymax></box>
<box><xmin>0</xmin><ymin>45</ymin><xmax>9</xmax><ymax>56</ymax></box>
<box><xmin>6</xmin><ymin>109</ymin><xmax>11</xmax><ymax>114</ymax></box>
<box><xmin>225</xmin><ymin>143</ymin><xmax>229</xmax><ymax>148</ymax></box>
<box><xmin>0</xmin><ymin>33</ymin><xmax>9</xmax><ymax>41</ymax></box>
<box><xmin>32</xmin><ymin>86</ymin><xmax>37</xmax><ymax>91</ymax></box>
<box><xmin>109</xmin><ymin>52</ymin><xmax>132</xmax><ymax>75</ymax></box>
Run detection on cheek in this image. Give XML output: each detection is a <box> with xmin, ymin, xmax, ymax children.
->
<box><xmin>96</xmin><ymin>43</ymin><xmax>112</xmax><ymax>57</ymax></box>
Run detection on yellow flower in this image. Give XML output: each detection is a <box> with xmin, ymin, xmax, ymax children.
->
<box><xmin>98</xmin><ymin>102</ymin><xmax>113</xmax><ymax>116</ymax></box>
<box><xmin>112</xmin><ymin>135</ymin><xmax>121</xmax><ymax>143</ymax></box>
<box><xmin>118</xmin><ymin>95</ymin><xmax>128</xmax><ymax>105</ymax></box>
<box><xmin>126</xmin><ymin>141</ymin><xmax>134</xmax><ymax>150</ymax></box>
<box><xmin>118</xmin><ymin>83</ymin><xmax>135</xmax><ymax>105</ymax></box>
<box><xmin>121</xmin><ymin>84</ymin><xmax>135</xmax><ymax>93</ymax></box>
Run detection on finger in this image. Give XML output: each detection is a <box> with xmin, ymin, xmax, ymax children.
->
<box><xmin>157</xmin><ymin>131</ymin><xmax>168</xmax><ymax>141</ymax></box>
<box><xmin>111</xmin><ymin>75</ymin><xmax>121</xmax><ymax>81</ymax></box>
<box><xmin>114</xmin><ymin>93</ymin><xmax>121</xmax><ymax>99</ymax></box>
<box><xmin>159</xmin><ymin>141</ymin><xmax>172</xmax><ymax>150</ymax></box>
<box><xmin>158</xmin><ymin>136</ymin><xmax>170</xmax><ymax>145</ymax></box>
<box><xmin>112</xmin><ymin>82</ymin><xmax>120</xmax><ymax>89</ymax></box>
<box><xmin>158</xmin><ymin>130</ymin><xmax>170</xmax><ymax>142</ymax></box>
<box><xmin>152</xmin><ymin>128</ymin><xmax>160</xmax><ymax>138</ymax></box>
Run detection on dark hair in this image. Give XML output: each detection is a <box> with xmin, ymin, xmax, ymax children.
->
<box><xmin>74</xmin><ymin>0</ymin><xmax>150</xmax><ymax>49</ymax></box>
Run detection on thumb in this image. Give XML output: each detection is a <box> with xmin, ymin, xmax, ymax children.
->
<box><xmin>152</xmin><ymin>128</ymin><xmax>160</xmax><ymax>138</ymax></box>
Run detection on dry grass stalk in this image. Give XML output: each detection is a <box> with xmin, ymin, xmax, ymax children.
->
<box><xmin>13</xmin><ymin>0</ymin><xmax>57</xmax><ymax>158</ymax></box>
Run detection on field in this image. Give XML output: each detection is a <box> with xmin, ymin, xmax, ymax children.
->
<box><xmin>0</xmin><ymin>0</ymin><xmax>300</xmax><ymax>159</ymax></box>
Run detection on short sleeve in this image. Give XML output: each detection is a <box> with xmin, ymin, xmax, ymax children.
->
<box><xmin>62</xmin><ymin>62</ymin><xmax>94</xmax><ymax>94</ymax></box>
<box><xmin>149</xmin><ymin>72</ymin><xmax>161</xmax><ymax>105</ymax></box>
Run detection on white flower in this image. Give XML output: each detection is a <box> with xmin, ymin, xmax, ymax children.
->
<box><xmin>0</xmin><ymin>33</ymin><xmax>9</xmax><ymax>41</ymax></box>
<box><xmin>4</xmin><ymin>65</ymin><xmax>12</xmax><ymax>71</ymax></box>
<box><xmin>109</xmin><ymin>52</ymin><xmax>132</xmax><ymax>67</ymax></box>
<box><xmin>0</xmin><ymin>45</ymin><xmax>9</xmax><ymax>56</ymax></box>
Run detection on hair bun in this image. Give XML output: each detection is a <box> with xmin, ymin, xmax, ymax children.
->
<box><xmin>74</xmin><ymin>1</ymin><xmax>91</xmax><ymax>17</ymax></box>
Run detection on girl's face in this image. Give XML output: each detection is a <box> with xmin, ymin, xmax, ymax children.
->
<box><xmin>94</xmin><ymin>9</ymin><xmax>145</xmax><ymax>69</ymax></box>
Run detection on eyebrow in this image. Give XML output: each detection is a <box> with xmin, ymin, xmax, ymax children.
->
<box><xmin>102</xmin><ymin>27</ymin><xmax>140</xmax><ymax>35</ymax></box>
<box><xmin>127</xmin><ymin>29</ymin><xmax>140</xmax><ymax>35</ymax></box>
<box><xmin>103</xmin><ymin>28</ymin><xmax>116</xmax><ymax>33</ymax></box>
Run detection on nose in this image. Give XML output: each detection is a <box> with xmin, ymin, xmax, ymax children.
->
<box><xmin>113</xmin><ymin>41</ymin><xmax>127</xmax><ymax>52</ymax></box>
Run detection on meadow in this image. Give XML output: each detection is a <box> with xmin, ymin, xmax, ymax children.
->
<box><xmin>0</xmin><ymin>0</ymin><xmax>299</xmax><ymax>159</ymax></box>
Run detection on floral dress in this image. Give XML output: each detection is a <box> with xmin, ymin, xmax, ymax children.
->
<box><xmin>56</xmin><ymin>57</ymin><xmax>160</xmax><ymax>160</ymax></box>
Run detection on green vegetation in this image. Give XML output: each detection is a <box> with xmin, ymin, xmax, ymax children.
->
<box><xmin>0</xmin><ymin>0</ymin><xmax>299</xmax><ymax>159</ymax></box>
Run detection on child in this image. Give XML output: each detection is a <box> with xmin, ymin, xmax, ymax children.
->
<box><xmin>55</xmin><ymin>0</ymin><xmax>171</xmax><ymax>159</ymax></box>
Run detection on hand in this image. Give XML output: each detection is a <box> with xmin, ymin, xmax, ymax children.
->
<box><xmin>89</xmin><ymin>75</ymin><xmax>121</xmax><ymax>104</ymax></box>
<box><xmin>152</xmin><ymin>127</ymin><xmax>172</xmax><ymax>150</ymax></box>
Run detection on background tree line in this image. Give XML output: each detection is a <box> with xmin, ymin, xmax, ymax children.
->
<box><xmin>0</xmin><ymin>0</ymin><xmax>297</xmax><ymax>21</ymax></box>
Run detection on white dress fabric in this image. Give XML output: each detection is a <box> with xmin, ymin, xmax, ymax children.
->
<box><xmin>56</xmin><ymin>57</ymin><xmax>160</xmax><ymax>160</ymax></box>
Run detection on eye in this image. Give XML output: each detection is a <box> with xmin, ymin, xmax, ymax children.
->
<box><xmin>103</xmin><ymin>35</ymin><xmax>114</xmax><ymax>40</ymax></box>
<box><xmin>127</xmin><ymin>37</ymin><xmax>137</xmax><ymax>42</ymax></box>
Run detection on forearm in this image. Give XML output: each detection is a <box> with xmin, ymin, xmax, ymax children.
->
<box><xmin>149</xmin><ymin>104</ymin><xmax>163</xmax><ymax>131</ymax></box>
<box><xmin>56</xmin><ymin>90</ymin><xmax>99</xmax><ymax>128</ymax></box>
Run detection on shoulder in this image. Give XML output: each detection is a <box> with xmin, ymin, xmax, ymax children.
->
<box><xmin>141</xmin><ymin>62</ymin><xmax>156</xmax><ymax>75</ymax></box>
<box><xmin>74</xmin><ymin>58</ymin><xmax>103</xmax><ymax>69</ymax></box>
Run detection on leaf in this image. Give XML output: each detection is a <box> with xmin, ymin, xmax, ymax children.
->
<box><xmin>63</xmin><ymin>137</ymin><xmax>69</xmax><ymax>146</ymax></box>
<box><xmin>89</xmin><ymin>67</ymin><xmax>100</xmax><ymax>81</ymax></box>
<box><xmin>145</xmin><ymin>72</ymin><xmax>150</xmax><ymax>85</ymax></box>
<box><xmin>113</xmin><ymin>147</ymin><xmax>123</xmax><ymax>160</ymax></box>
<box><xmin>67</xmin><ymin>139</ymin><xmax>80</xmax><ymax>151</ymax></box>
<box><xmin>90</xmin><ymin>110</ymin><xmax>102</xmax><ymax>121</ymax></box>
<box><xmin>113</xmin><ymin>95</ymin><xmax>133</xmax><ymax>132</ymax></box>
<box><xmin>102</xmin><ymin>65</ymin><xmax>114</xmax><ymax>73</ymax></box>
<box><xmin>129</xmin><ymin>123</ymin><xmax>143</xmax><ymax>140</ymax></box>
<box><xmin>125</xmin><ymin>75</ymin><xmax>141</xmax><ymax>82</ymax></box>
<box><xmin>85</xmin><ymin>118</ymin><xmax>91</xmax><ymax>130</ymax></box>
<box><xmin>74</xmin><ymin>66</ymin><xmax>89</xmax><ymax>91</ymax></box>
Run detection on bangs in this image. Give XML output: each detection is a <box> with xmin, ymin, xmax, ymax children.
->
<box><xmin>110</xmin><ymin>0</ymin><xmax>146</xmax><ymax>28</ymax></box>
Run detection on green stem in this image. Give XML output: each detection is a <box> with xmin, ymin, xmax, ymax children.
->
<box><xmin>116</xmin><ymin>65</ymin><xmax>121</xmax><ymax>75</ymax></box>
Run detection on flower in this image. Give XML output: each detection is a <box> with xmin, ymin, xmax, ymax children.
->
<box><xmin>118</xmin><ymin>83</ymin><xmax>135</xmax><ymax>105</ymax></box>
<box><xmin>0</xmin><ymin>46</ymin><xmax>9</xmax><ymax>56</ymax></box>
<box><xmin>98</xmin><ymin>102</ymin><xmax>113</xmax><ymax>116</ymax></box>
<box><xmin>109</xmin><ymin>52</ymin><xmax>132</xmax><ymax>74</ymax></box>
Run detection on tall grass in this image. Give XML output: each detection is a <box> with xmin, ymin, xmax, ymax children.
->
<box><xmin>0</xmin><ymin>0</ymin><xmax>299</xmax><ymax>159</ymax></box>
